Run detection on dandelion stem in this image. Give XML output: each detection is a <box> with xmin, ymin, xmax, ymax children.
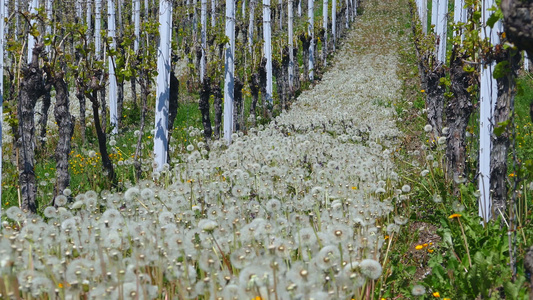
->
<box><xmin>457</xmin><ymin>218</ymin><xmax>472</xmax><ymax>268</ymax></box>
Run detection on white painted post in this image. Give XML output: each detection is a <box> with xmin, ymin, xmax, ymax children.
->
<box><xmin>15</xmin><ymin>0</ymin><xmax>19</xmax><ymax>40</ymax></box>
<box><xmin>524</xmin><ymin>51</ymin><xmax>529</xmax><ymax>72</ymax></box>
<box><xmin>248</xmin><ymin>0</ymin><xmax>256</xmax><ymax>54</ymax></box>
<box><xmin>453</xmin><ymin>0</ymin><xmax>466</xmax><ymax>38</ymax></box>
<box><xmin>87</xmin><ymin>0</ymin><xmax>92</xmax><ymax>39</ymax></box>
<box><xmin>344</xmin><ymin>0</ymin><xmax>348</xmax><ymax>28</ymax></box>
<box><xmin>76</xmin><ymin>0</ymin><xmax>82</xmax><ymax>19</ymax></box>
<box><xmin>322</xmin><ymin>0</ymin><xmax>327</xmax><ymax>65</ymax></box>
<box><xmin>108</xmin><ymin>0</ymin><xmax>118</xmax><ymax>134</ymax></box>
<box><xmin>308</xmin><ymin>0</ymin><xmax>314</xmax><ymax>80</ymax></box>
<box><xmin>46</xmin><ymin>0</ymin><xmax>52</xmax><ymax>54</ymax></box>
<box><xmin>288</xmin><ymin>0</ymin><xmax>294</xmax><ymax>88</ymax></box>
<box><xmin>3</xmin><ymin>0</ymin><xmax>7</xmax><ymax>40</ymax></box>
<box><xmin>27</xmin><ymin>0</ymin><xmax>38</xmax><ymax>63</ymax></box>
<box><xmin>0</xmin><ymin>0</ymin><xmax>4</xmax><ymax>211</ymax></box>
<box><xmin>263</xmin><ymin>0</ymin><xmax>273</xmax><ymax>103</ymax></box>
<box><xmin>421</xmin><ymin>0</ymin><xmax>427</xmax><ymax>34</ymax></box>
<box><xmin>134</xmin><ymin>0</ymin><xmax>140</xmax><ymax>52</ymax></box>
<box><xmin>298</xmin><ymin>0</ymin><xmax>301</xmax><ymax>17</ymax></box>
<box><xmin>201</xmin><ymin>0</ymin><xmax>207</xmax><ymax>80</ymax></box>
<box><xmin>211</xmin><ymin>0</ymin><xmax>216</xmax><ymax>26</ymax></box>
<box><xmin>145</xmin><ymin>0</ymin><xmax>149</xmax><ymax>18</ymax></box>
<box><xmin>96</xmin><ymin>0</ymin><xmax>102</xmax><ymax>59</ymax></box>
<box><xmin>332</xmin><ymin>0</ymin><xmax>336</xmax><ymax>51</ymax></box>
<box><xmin>224</xmin><ymin>0</ymin><xmax>235</xmax><ymax>144</ymax></box>
<box><xmin>154</xmin><ymin>0</ymin><xmax>173</xmax><ymax>171</ymax></box>
<box><xmin>478</xmin><ymin>0</ymin><xmax>501</xmax><ymax>222</ymax></box>
<box><xmin>431</xmin><ymin>0</ymin><xmax>447</xmax><ymax>63</ymax></box>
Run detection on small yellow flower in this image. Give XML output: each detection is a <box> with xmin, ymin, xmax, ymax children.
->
<box><xmin>448</xmin><ymin>213</ymin><xmax>462</xmax><ymax>219</ymax></box>
<box><xmin>351</xmin><ymin>186</ymin><xmax>357</xmax><ymax>190</ymax></box>
<box><xmin>415</xmin><ymin>245</ymin><xmax>424</xmax><ymax>250</ymax></box>
<box><xmin>421</xmin><ymin>89</ymin><xmax>425</xmax><ymax>93</ymax></box>
<box><xmin>433</xmin><ymin>291</ymin><xmax>440</xmax><ymax>297</ymax></box>
<box><xmin>427</xmin><ymin>249</ymin><xmax>434</xmax><ymax>253</ymax></box>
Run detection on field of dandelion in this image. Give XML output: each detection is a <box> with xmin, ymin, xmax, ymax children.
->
<box><xmin>2</xmin><ymin>0</ymin><xmax>533</xmax><ymax>299</ymax></box>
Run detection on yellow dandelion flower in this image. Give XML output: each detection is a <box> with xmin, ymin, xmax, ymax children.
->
<box><xmin>432</xmin><ymin>291</ymin><xmax>440</xmax><ymax>297</ymax></box>
<box><xmin>448</xmin><ymin>213</ymin><xmax>462</xmax><ymax>219</ymax></box>
<box><xmin>415</xmin><ymin>245</ymin><xmax>424</xmax><ymax>250</ymax></box>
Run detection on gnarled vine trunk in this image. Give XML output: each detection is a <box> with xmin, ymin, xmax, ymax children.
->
<box><xmin>199</xmin><ymin>77</ymin><xmax>212</xmax><ymax>141</ymax></box>
<box><xmin>51</xmin><ymin>72</ymin><xmax>75</xmax><ymax>200</ymax></box>
<box><xmin>18</xmin><ymin>45</ymin><xmax>45</xmax><ymax>213</ymax></box>
<box><xmin>446</xmin><ymin>54</ymin><xmax>475</xmax><ymax>188</ymax></box>
<box><xmin>491</xmin><ymin>50</ymin><xmax>520</xmax><ymax>216</ymax></box>
<box><xmin>212</xmin><ymin>82</ymin><xmax>223</xmax><ymax>139</ymax></box>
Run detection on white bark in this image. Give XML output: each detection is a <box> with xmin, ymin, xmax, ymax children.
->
<box><xmin>224</xmin><ymin>0</ymin><xmax>235</xmax><ymax>144</ymax></box>
<box><xmin>478</xmin><ymin>0</ymin><xmax>501</xmax><ymax>222</ymax></box>
<box><xmin>332</xmin><ymin>0</ymin><xmax>336</xmax><ymax>50</ymax></box>
<box><xmin>0</xmin><ymin>0</ymin><xmax>4</xmax><ymax>210</ymax></box>
<box><xmin>27</xmin><ymin>0</ymin><xmax>38</xmax><ymax>63</ymax></box>
<box><xmin>134</xmin><ymin>0</ymin><xmax>140</xmax><ymax>52</ymax></box>
<box><xmin>263</xmin><ymin>0</ymin><xmax>273</xmax><ymax>103</ymax></box>
<box><xmin>108</xmin><ymin>0</ymin><xmax>118</xmax><ymax>134</ymax></box>
<box><xmin>298</xmin><ymin>0</ymin><xmax>301</xmax><ymax>16</ymax></box>
<box><xmin>288</xmin><ymin>0</ymin><xmax>294</xmax><ymax>88</ymax></box>
<box><xmin>154</xmin><ymin>0</ymin><xmax>173</xmax><ymax>171</ymax></box>
<box><xmin>308</xmin><ymin>0</ymin><xmax>314</xmax><ymax>80</ymax></box>
<box><xmin>201</xmin><ymin>0</ymin><xmax>207</xmax><ymax>80</ymax></box>
<box><xmin>96</xmin><ymin>0</ymin><xmax>102</xmax><ymax>59</ymax></box>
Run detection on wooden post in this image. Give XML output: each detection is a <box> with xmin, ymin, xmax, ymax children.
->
<box><xmin>224</xmin><ymin>0</ymin><xmax>235</xmax><ymax>143</ymax></box>
<box><xmin>478</xmin><ymin>0</ymin><xmax>501</xmax><ymax>222</ymax></box>
<box><xmin>154</xmin><ymin>0</ymin><xmax>173</xmax><ymax>170</ymax></box>
<box><xmin>263</xmin><ymin>0</ymin><xmax>273</xmax><ymax>103</ymax></box>
<box><xmin>108</xmin><ymin>0</ymin><xmax>118</xmax><ymax>134</ymax></box>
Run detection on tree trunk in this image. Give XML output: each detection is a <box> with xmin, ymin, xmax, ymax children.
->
<box><xmin>446</xmin><ymin>54</ymin><xmax>475</xmax><ymax>188</ymax></box>
<box><xmin>134</xmin><ymin>69</ymin><xmax>149</xmax><ymax>180</ymax></box>
<box><xmin>38</xmin><ymin>89</ymin><xmax>51</xmax><ymax>150</ymax></box>
<box><xmin>258</xmin><ymin>57</ymin><xmax>269</xmax><ymax>118</ymax></box>
<box><xmin>51</xmin><ymin>72</ymin><xmax>75</xmax><ymax>200</ymax></box>
<box><xmin>117</xmin><ymin>77</ymin><xmax>124</xmax><ymax>130</ymax></box>
<box><xmin>300</xmin><ymin>33</ymin><xmax>311</xmax><ymax>82</ymax></box>
<box><xmin>491</xmin><ymin>50</ymin><xmax>519</xmax><ymax>216</ymax></box>
<box><xmin>199</xmin><ymin>77</ymin><xmax>213</xmax><ymax>141</ymax></box>
<box><xmin>87</xmin><ymin>73</ymin><xmax>116</xmax><ymax>186</ymax></box>
<box><xmin>425</xmin><ymin>64</ymin><xmax>445</xmax><ymax>138</ymax></box>
<box><xmin>17</xmin><ymin>45</ymin><xmax>45</xmax><ymax>213</ymax></box>
<box><xmin>249</xmin><ymin>72</ymin><xmax>260</xmax><ymax>124</ymax></box>
<box><xmin>234</xmin><ymin>76</ymin><xmax>244</xmax><ymax>131</ymax></box>
<box><xmin>76</xmin><ymin>78</ymin><xmax>87</xmax><ymax>144</ymax></box>
<box><xmin>212</xmin><ymin>82</ymin><xmax>223</xmax><ymax>139</ymax></box>
<box><xmin>501</xmin><ymin>0</ymin><xmax>533</xmax><ymax>59</ymax></box>
<box><xmin>167</xmin><ymin>70</ymin><xmax>180</xmax><ymax>163</ymax></box>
